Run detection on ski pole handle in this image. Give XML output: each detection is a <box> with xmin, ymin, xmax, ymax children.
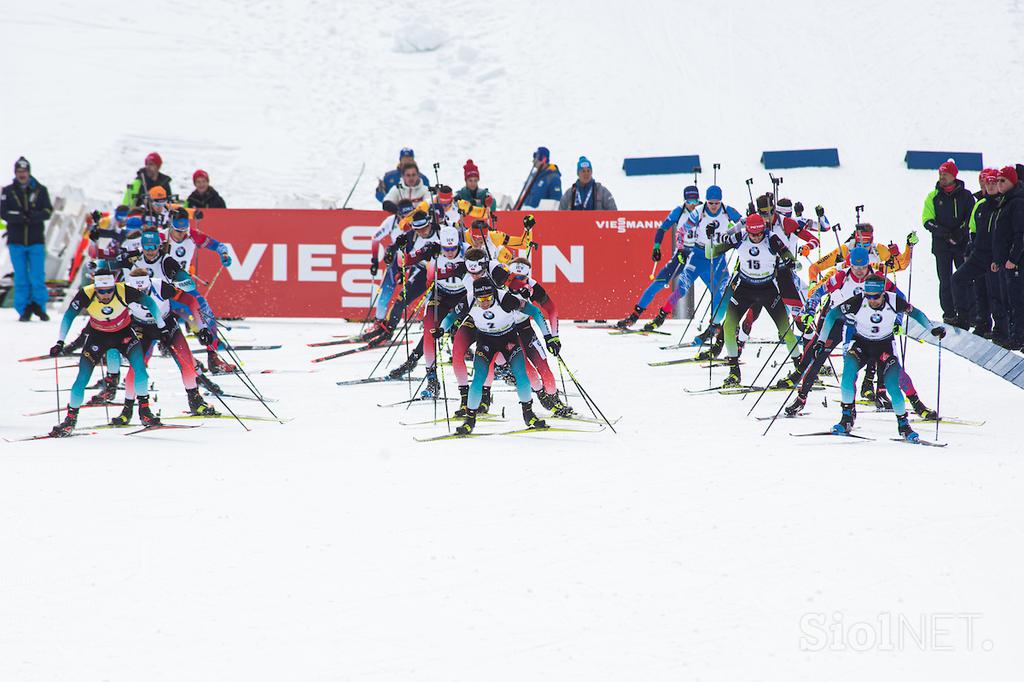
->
<box><xmin>649</xmin><ymin>261</ymin><xmax>658</xmax><ymax>280</ymax></box>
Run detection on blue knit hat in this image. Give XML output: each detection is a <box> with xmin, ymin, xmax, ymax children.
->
<box><xmin>683</xmin><ymin>185</ymin><xmax>700</xmax><ymax>202</ymax></box>
<box><xmin>577</xmin><ymin>156</ymin><xmax>592</xmax><ymax>172</ymax></box>
<box><xmin>706</xmin><ymin>185</ymin><xmax>723</xmax><ymax>202</ymax></box>
<box><xmin>849</xmin><ymin>246</ymin><xmax>870</xmax><ymax>267</ymax></box>
<box><xmin>533</xmin><ymin>146</ymin><xmax>550</xmax><ymax>162</ymax></box>
<box><xmin>399</xmin><ymin>147</ymin><xmax>414</xmax><ymax>160</ymax></box>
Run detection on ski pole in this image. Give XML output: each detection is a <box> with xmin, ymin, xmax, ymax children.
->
<box><xmin>649</xmin><ymin>261</ymin><xmax>658</xmax><ymax>281</ymax></box>
<box><xmin>165</xmin><ymin>337</ymin><xmax>250</xmax><ymax>431</ymax></box>
<box><xmin>54</xmin><ymin>356</ymin><xmax>61</xmax><ymax>429</ymax></box>
<box><xmin>340</xmin><ymin>162</ymin><xmax>365</xmax><ymax>209</ymax></box>
<box><xmin>367</xmin><ymin>282</ymin><xmax>433</xmax><ymax>378</ymax></box>
<box><xmin>216</xmin><ymin>329</ymin><xmax>280</xmax><ymax>420</ymax></box>
<box><xmin>205</xmin><ymin>264</ymin><xmax>225</xmax><ymax>298</ymax></box>
<box><xmin>100</xmin><ymin>354</ymin><xmax>110</xmax><ymax>423</ymax></box>
<box><xmin>744</xmin><ymin>317</ymin><xmax>798</xmax><ymax>399</ymax></box>
<box><xmin>555</xmin><ymin>355</ymin><xmax>616</xmax><ymax>433</ymax></box>
<box><xmin>935</xmin><ymin>336</ymin><xmax>943</xmax><ymax>442</ymax></box>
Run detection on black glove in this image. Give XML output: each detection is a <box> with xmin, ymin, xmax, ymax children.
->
<box><xmin>794</xmin><ymin>201</ymin><xmax>804</xmax><ymax>216</ymax></box>
<box><xmin>90</xmin><ymin>209</ymin><xmax>103</xmax><ymax>224</ymax></box>
<box><xmin>652</xmin><ymin>244</ymin><xmax>662</xmax><ymax>262</ymax></box>
<box><xmin>544</xmin><ymin>334</ymin><xmax>561</xmax><ymax>356</ymax></box>
<box><xmin>49</xmin><ymin>340</ymin><xmax>65</xmax><ymax>357</ymax></box>
<box><xmin>924</xmin><ymin>219</ymin><xmax>938</xmax><ymax>232</ymax></box>
<box><xmin>194</xmin><ymin>209</ymin><xmax>204</xmax><ymax>220</ymax></box>
<box><xmin>422</xmin><ymin>242</ymin><xmax>441</xmax><ymax>259</ymax></box>
<box><xmin>382</xmin><ymin>200</ymin><xmax>398</xmax><ymax>214</ymax></box>
<box><xmin>815</xmin><ymin>205</ymin><xmax>825</xmax><ymax>218</ymax></box>
<box><xmin>88</xmin><ymin>225</ymin><xmax>100</xmax><ymax>241</ymax></box>
<box><xmin>429</xmin><ymin>324</ymin><xmax>444</xmax><ymax>337</ymax></box>
<box><xmin>523</xmin><ymin>214</ymin><xmax>536</xmax><ymax>230</ymax></box>
<box><xmin>705</xmin><ymin>220</ymin><xmax>719</xmax><ymax>239</ymax></box>
<box><xmin>159</xmin><ymin>325</ymin><xmax>177</xmax><ymax>348</ymax></box>
<box><xmin>382</xmin><ymin>247</ymin><xmax>395</xmax><ymax>265</ymax></box>
<box><xmin>811</xmin><ymin>339</ymin><xmax>827</xmax><ymax>357</ymax></box>
<box><xmin>370</xmin><ymin>256</ymin><xmax>379</xmax><ymax>277</ymax></box>
<box><xmin>931</xmin><ymin>326</ymin><xmax>947</xmax><ymax>339</ymax></box>
<box><xmin>197</xmin><ymin>328</ymin><xmax>214</xmax><ymax>346</ymax></box>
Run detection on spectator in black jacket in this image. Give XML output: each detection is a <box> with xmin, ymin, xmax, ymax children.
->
<box><xmin>124</xmin><ymin>152</ymin><xmax>173</xmax><ymax>207</ymax></box>
<box><xmin>921</xmin><ymin>159</ymin><xmax>975</xmax><ymax>322</ymax></box>
<box><xmin>952</xmin><ymin>169</ymin><xmax>1005</xmax><ymax>339</ymax></box>
<box><xmin>186</xmin><ymin>169</ymin><xmax>226</xmax><ymax>209</ymax></box>
<box><xmin>1</xmin><ymin>157</ymin><xmax>53</xmax><ymax>321</ymax></box>
<box><xmin>991</xmin><ymin>165</ymin><xmax>1024</xmax><ymax>348</ymax></box>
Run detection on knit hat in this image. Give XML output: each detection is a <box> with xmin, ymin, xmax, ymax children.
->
<box><xmin>577</xmin><ymin>156</ymin><xmax>592</xmax><ymax>172</ymax></box>
<box><xmin>999</xmin><ymin>165</ymin><xmax>1019</xmax><ymax>186</ymax></box>
<box><xmin>14</xmin><ymin>156</ymin><xmax>30</xmax><ymax>173</ymax></box>
<box><xmin>140</xmin><ymin>231</ymin><xmax>162</xmax><ymax>250</ymax></box>
<box><xmin>145</xmin><ymin>152</ymin><xmax>163</xmax><ymax>168</ymax></box>
<box><xmin>745</xmin><ymin>214</ymin><xmax>766</xmax><ymax>235</ymax></box>
<box><xmin>849</xmin><ymin>246</ymin><xmax>870</xmax><ymax>268</ymax></box>
<box><xmin>683</xmin><ymin>185</ymin><xmax>700</xmax><ymax>203</ymax></box>
<box><xmin>938</xmin><ymin>159</ymin><xmax>958</xmax><ymax>177</ymax></box>
<box><xmin>193</xmin><ymin>169</ymin><xmax>209</xmax><ymax>184</ymax></box>
<box><xmin>533</xmin><ymin>146</ymin><xmax>550</xmax><ymax>162</ymax></box>
<box><xmin>776</xmin><ymin>197</ymin><xmax>794</xmax><ymax>216</ymax></box>
<box><xmin>437</xmin><ymin>185</ymin><xmax>454</xmax><ymax>203</ymax></box>
<box><xmin>463</xmin><ymin>159</ymin><xmax>480</xmax><ymax>180</ymax></box>
<box><xmin>705</xmin><ymin>185</ymin><xmax>723</xmax><ymax>202</ymax></box>
<box><xmin>399</xmin><ymin>147</ymin><xmax>415</xmax><ymax>160</ymax></box>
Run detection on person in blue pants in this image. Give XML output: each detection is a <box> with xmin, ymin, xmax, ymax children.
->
<box><xmin>1</xmin><ymin>157</ymin><xmax>53</xmax><ymax>320</ymax></box>
<box><xmin>816</xmin><ymin>274</ymin><xmax>945</xmax><ymax>442</ymax></box>
<box><xmin>616</xmin><ymin>185</ymin><xmax>701</xmax><ymax>328</ymax></box>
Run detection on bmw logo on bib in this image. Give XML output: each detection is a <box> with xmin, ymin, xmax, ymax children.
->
<box><xmin>870</xmin><ymin>313</ymin><xmax>883</xmax><ymax>324</ymax></box>
<box><xmin>101</xmin><ymin>306</ymin><xmax>114</xmax><ymax>315</ymax></box>
<box><xmin>176</xmin><ymin>246</ymin><xmax>186</xmax><ymax>257</ymax></box>
<box><xmin>749</xmin><ymin>246</ymin><xmax>760</xmax><ymax>257</ymax></box>
<box><xmin>483</xmin><ymin>311</ymin><xmax>495</xmax><ymax>320</ymax></box>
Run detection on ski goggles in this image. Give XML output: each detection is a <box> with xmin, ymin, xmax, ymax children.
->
<box><xmin>171</xmin><ymin>216</ymin><xmax>190</xmax><ymax>231</ymax></box>
<box><xmin>476</xmin><ymin>293</ymin><xmax>494</xmax><ymax>305</ymax></box>
<box><xmin>863</xmin><ymin>288</ymin><xmax>885</xmax><ymax>300</ymax></box>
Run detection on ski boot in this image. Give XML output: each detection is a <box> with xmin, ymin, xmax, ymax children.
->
<box><xmin>616</xmin><ymin>306</ymin><xmax>643</xmax><ymax>329</ymax></box>
<box><xmin>366</xmin><ymin>320</ymin><xmax>394</xmax><ymax>347</ymax></box>
<box><xmin>819</xmin><ymin>363</ymin><xmax>834</xmax><ymax>377</ymax></box>
<box><xmin>453</xmin><ymin>385</ymin><xmax>471</xmax><ymax>417</ymax></box>
<box><xmin>874</xmin><ymin>390</ymin><xmax>893</xmax><ymax>411</ymax></box>
<box><xmin>207</xmin><ymin>350</ymin><xmax>237</xmax><ymax>375</ymax></box>
<box><xmin>907</xmin><ymin>393</ymin><xmax>937</xmax><ymax>420</ymax></box>
<box><xmin>859</xmin><ymin>379</ymin><xmax>875</xmax><ymax>401</ymax></box>
<box><xmin>642</xmin><ymin>309</ymin><xmax>667</xmax><ymax>332</ymax></box>
<box><xmin>896</xmin><ymin>412</ymin><xmax>920</xmax><ymax>442</ymax></box>
<box><xmin>422</xmin><ymin>367</ymin><xmax>441</xmax><ymax>398</ymax></box>
<box><xmin>494</xmin><ymin>362</ymin><xmax>516</xmax><ymax>386</ymax></box>
<box><xmin>109</xmin><ymin>399</ymin><xmax>134</xmax><ymax>426</ymax></box>
<box><xmin>722</xmin><ymin>357</ymin><xmax>741</xmax><ymax>387</ymax></box>
<box><xmin>694</xmin><ymin>326</ymin><xmax>723</xmax><ymax>361</ymax></box>
<box><xmin>49</xmin><ymin>406</ymin><xmax>79</xmax><ymax>437</ymax></box>
<box><xmin>87</xmin><ymin>373</ymin><xmax>119</xmax><ymax>405</ymax></box>
<box><xmin>550</xmin><ymin>396</ymin><xmax>575</xmax><ymax>418</ymax></box>
<box><xmin>187</xmin><ymin>388</ymin><xmax>219</xmax><ymax>416</ymax></box>
<box><xmin>831</xmin><ymin>402</ymin><xmax>856</xmax><ymax>434</ymax></box>
<box><xmin>784</xmin><ymin>393</ymin><xmax>807</xmax><ymax>417</ymax></box>
<box><xmin>772</xmin><ymin>365</ymin><xmax>802</xmax><ymax>390</ymax></box>
<box><xmin>694</xmin><ymin>324</ymin><xmax>716</xmax><ymax>347</ymax></box>
<box><xmin>137</xmin><ymin>396</ymin><xmax>161</xmax><ymax>427</ymax></box>
<box><xmin>455</xmin><ymin>409</ymin><xmax>476</xmax><ymax>435</ymax></box>
<box><xmin>196</xmin><ymin>366</ymin><xmax>224</xmax><ymax>395</ymax></box>
<box><xmin>477</xmin><ymin>386</ymin><xmax>492</xmax><ymax>414</ymax></box>
<box><xmin>521</xmin><ymin>400</ymin><xmax>548</xmax><ymax>429</ymax></box>
<box><xmin>388</xmin><ymin>350</ymin><xmax>422</xmax><ymax>379</ymax></box>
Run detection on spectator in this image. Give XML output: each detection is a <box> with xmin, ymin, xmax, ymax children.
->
<box><xmin>186</xmin><ymin>169</ymin><xmax>227</xmax><ymax>209</ymax></box>
<box><xmin>455</xmin><ymin>159</ymin><xmax>493</xmax><ymax>209</ymax></box>
<box><xmin>1</xmin><ymin>157</ymin><xmax>53</xmax><ymax>321</ymax></box>
<box><xmin>559</xmin><ymin>156</ymin><xmax>617</xmax><ymax>210</ymax></box>
<box><xmin>382</xmin><ymin>161</ymin><xmax>431</xmax><ymax>207</ymax></box>
<box><xmin>123</xmin><ymin>152</ymin><xmax>173</xmax><ymax>207</ymax></box>
<box><xmin>921</xmin><ymin>159</ymin><xmax>974</xmax><ymax>323</ymax></box>
<box><xmin>952</xmin><ymin>169</ymin><xmax>1005</xmax><ymax>338</ymax></box>
<box><xmin>517</xmin><ymin>146</ymin><xmax>561</xmax><ymax>209</ymax></box>
<box><xmin>991</xmin><ymin>165</ymin><xmax>1024</xmax><ymax>349</ymax></box>
<box><xmin>375</xmin><ymin>148</ymin><xmax>429</xmax><ymax>203</ymax></box>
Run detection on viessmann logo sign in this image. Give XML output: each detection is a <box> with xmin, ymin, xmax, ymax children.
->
<box><xmin>594</xmin><ymin>217</ymin><xmax>662</xmax><ymax>233</ymax></box>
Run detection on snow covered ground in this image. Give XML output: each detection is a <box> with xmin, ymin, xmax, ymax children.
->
<box><xmin>2</xmin><ymin>314</ymin><xmax>1022</xmax><ymax>681</ymax></box>
<box><xmin>5</xmin><ymin>0</ymin><xmax>1024</xmax><ymax>679</ymax></box>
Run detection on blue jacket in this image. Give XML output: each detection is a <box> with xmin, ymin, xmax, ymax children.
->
<box><xmin>376</xmin><ymin>168</ymin><xmax>430</xmax><ymax>203</ymax></box>
<box><xmin>521</xmin><ymin>164</ymin><xmax>562</xmax><ymax>208</ymax></box>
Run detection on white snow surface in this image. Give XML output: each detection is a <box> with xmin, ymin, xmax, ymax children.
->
<box><xmin>4</xmin><ymin>1</ymin><xmax>1024</xmax><ymax>680</ymax></box>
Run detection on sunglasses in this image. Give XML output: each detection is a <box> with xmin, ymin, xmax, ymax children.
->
<box><xmin>96</xmin><ymin>287</ymin><xmax>116</xmax><ymax>295</ymax></box>
<box><xmin>864</xmin><ymin>291</ymin><xmax>884</xmax><ymax>299</ymax></box>
<box><xmin>477</xmin><ymin>295</ymin><xmax>494</xmax><ymax>304</ymax></box>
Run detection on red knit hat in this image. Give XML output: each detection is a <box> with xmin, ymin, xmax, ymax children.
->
<box><xmin>999</xmin><ymin>165</ymin><xmax>1019</xmax><ymax>186</ymax></box>
<box><xmin>938</xmin><ymin>159</ymin><xmax>958</xmax><ymax>177</ymax></box>
<box><xmin>193</xmin><ymin>169</ymin><xmax>209</xmax><ymax>184</ymax></box>
<box><xmin>463</xmin><ymin>159</ymin><xmax>480</xmax><ymax>180</ymax></box>
<box><xmin>145</xmin><ymin>152</ymin><xmax>163</xmax><ymax>168</ymax></box>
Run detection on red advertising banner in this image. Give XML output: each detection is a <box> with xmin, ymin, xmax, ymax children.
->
<box><xmin>194</xmin><ymin>209</ymin><xmax>667</xmax><ymax>319</ymax></box>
